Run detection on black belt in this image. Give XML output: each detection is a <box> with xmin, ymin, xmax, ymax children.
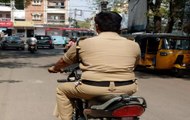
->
<box><xmin>81</xmin><ymin>80</ymin><xmax>135</xmax><ymax>87</ymax></box>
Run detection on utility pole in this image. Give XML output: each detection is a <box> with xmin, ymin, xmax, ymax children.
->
<box><xmin>10</xmin><ymin>0</ymin><xmax>15</xmax><ymax>23</ymax></box>
<box><xmin>100</xmin><ymin>0</ymin><xmax>109</xmax><ymax>12</ymax></box>
<box><xmin>74</xmin><ymin>8</ymin><xmax>78</xmax><ymax>28</ymax></box>
<box><xmin>73</xmin><ymin>9</ymin><xmax>82</xmax><ymax>28</ymax></box>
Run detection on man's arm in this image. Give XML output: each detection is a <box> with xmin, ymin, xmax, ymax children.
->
<box><xmin>48</xmin><ymin>43</ymin><xmax>78</xmax><ymax>73</ymax></box>
<box><xmin>48</xmin><ymin>58</ymin><xmax>70</xmax><ymax>73</ymax></box>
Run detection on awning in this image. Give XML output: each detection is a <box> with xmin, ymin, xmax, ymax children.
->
<box><xmin>0</xmin><ymin>21</ymin><xmax>13</xmax><ymax>27</ymax></box>
<box><xmin>14</xmin><ymin>21</ymin><xmax>34</xmax><ymax>27</ymax></box>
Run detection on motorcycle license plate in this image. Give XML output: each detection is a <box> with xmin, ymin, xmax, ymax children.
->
<box><xmin>31</xmin><ymin>46</ymin><xmax>34</xmax><ymax>49</ymax></box>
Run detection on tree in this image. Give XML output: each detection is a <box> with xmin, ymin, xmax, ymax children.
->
<box><xmin>0</xmin><ymin>0</ymin><xmax>10</xmax><ymax>3</ymax></box>
<box><xmin>147</xmin><ymin>0</ymin><xmax>163</xmax><ymax>33</ymax></box>
<box><xmin>88</xmin><ymin>0</ymin><xmax>127</xmax><ymax>12</ymax></box>
<box><xmin>15</xmin><ymin>0</ymin><xmax>24</xmax><ymax>9</ymax></box>
<box><xmin>77</xmin><ymin>19</ymin><xmax>91</xmax><ymax>28</ymax></box>
<box><xmin>147</xmin><ymin>0</ymin><xmax>186</xmax><ymax>33</ymax></box>
<box><xmin>89</xmin><ymin>0</ymin><xmax>188</xmax><ymax>33</ymax></box>
<box><xmin>183</xmin><ymin>0</ymin><xmax>190</xmax><ymax>35</ymax></box>
<box><xmin>0</xmin><ymin>0</ymin><xmax>32</xmax><ymax>8</ymax></box>
<box><xmin>165</xmin><ymin>0</ymin><xmax>186</xmax><ymax>33</ymax></box>
<box><xmin>183</xmin><ymin>23</ymin><xmax>190</xmax><ymax>35</ymax></box>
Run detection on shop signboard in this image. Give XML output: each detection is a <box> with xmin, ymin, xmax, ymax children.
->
<box><xmin>0</xmin><ymin>21</ymin><xmax>13</xmax><ymax>27</ymax></box>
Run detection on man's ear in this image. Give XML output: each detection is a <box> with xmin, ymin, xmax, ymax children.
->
<box><xmin>95</xmin><ymin>24</ymin><xmax>101</xmax><ymax>34</ymax></box>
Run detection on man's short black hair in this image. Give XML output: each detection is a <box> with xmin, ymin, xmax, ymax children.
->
<box><xmin>94</xmin><ymin>11</ymin><xmax>122</xmax><ymax>33</ymax></box>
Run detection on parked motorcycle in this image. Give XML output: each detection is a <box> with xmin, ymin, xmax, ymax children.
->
<box><xmin>27</xmin><ymin>38</ymin><xmax>37</xmax><ymax>53</ymax></box>
<box><xmin>57</xmin><ymin>64</ymin><xmax>147</xmax><ymax>120</ymax></box>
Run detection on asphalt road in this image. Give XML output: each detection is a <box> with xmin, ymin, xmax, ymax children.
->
<box><xmin>0</xmin><ymin>46</ymin><xmax>190</xmax><ymax>120</ymax></box>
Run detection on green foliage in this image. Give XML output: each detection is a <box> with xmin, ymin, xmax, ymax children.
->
<box><xmin>90</xmin><ymin>0</ymin><xmax>188</xmax><ymax>33</ymax></box>
<box><xmin>112</xmin><ymin>8</ymin><xmax>120</xmax><ymax>13</ymax></box>
<box><xmin>0</xmin><ymin>0</ymin><xmax>10</xmax><ymax>3</ymax></box>
<box><xmin>183</xmin><ymin>23</ymin><xmax>190</xmax><ymax>34</ymax></box>
<box><xmin>90</xmin><ymin>0</ymin><xmax>127</xmax><ymax>12</ymax></box>
<box><xmin>0</xmin><ymin>0</ymin><xmax>32</xmax><ymax>8</ymax></box>
<box><xmin>15</xmin><ymin>0</ymin><xmax>24</xmax><ymax>9</ymax></box>
<box><xmin>77</xmin><ymin>20</ymin><xmax>91</xmax><ymax>29</ymax></box>
<box><xmin>159</xmin><ymin>7</ymin><xmax>168</xmax><ymax>17</ymax></box>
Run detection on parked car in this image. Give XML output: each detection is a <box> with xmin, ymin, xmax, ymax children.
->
<box><xmin>51</xmin><ymin>36</ymin><xmax>69</xmax><ymax>47</ymax></box>
<box><xmin>35</xmin><ymin>35</ymin><xmax>54</xmax><ymax>49</ymax></box>
<box><xmin>13</xmin><ymin>33</ymin><xmax>25</xmax><ymax>38</ymax></box>
<box><xmin>0</xmin><ymin>36</ymin><xmax>25</xmax><ymax>50</ymax></box>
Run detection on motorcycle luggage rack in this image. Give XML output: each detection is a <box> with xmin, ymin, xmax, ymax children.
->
<box><xmin>90</xmin><ymin>94</ymin><xmax>147</xmax><ymax>110</ymax></box>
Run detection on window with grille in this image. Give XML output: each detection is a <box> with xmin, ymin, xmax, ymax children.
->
<box><xmin>32</xmin><ymin>13</ymin><xmax>42</xmax><ymax>21</ymax></box>
<box><xmin>32</xmin><ymin>0</ymin><xmax>42</xmax><ymax>5</ymax></box>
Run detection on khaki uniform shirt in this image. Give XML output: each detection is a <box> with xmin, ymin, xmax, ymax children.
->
<box><xmin>62</xmin><ymin>32</ymin><xmax>141</xmax><ymax>81</ymax></box>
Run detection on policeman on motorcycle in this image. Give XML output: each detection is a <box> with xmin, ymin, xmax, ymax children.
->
<box><xmin>48</xmin><ymin>11</ymin><xmax>141</xmax><ymax>120</ymax></box>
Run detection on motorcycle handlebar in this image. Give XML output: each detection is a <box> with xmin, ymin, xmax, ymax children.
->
<box><xmin>57</xmin><ymin>64</ymin><xmax>81</xmax><ymax>82</ymax></box>
<box><xmin>62</xmin><ymin>63</ymin><xmax>80</xmax><ymax>73</ymax></box>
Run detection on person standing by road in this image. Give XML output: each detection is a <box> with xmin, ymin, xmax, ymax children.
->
<box><xmin>48</xmin><ymin>11</ymin><xmax>141</xmax><ymax>120</ymax></box>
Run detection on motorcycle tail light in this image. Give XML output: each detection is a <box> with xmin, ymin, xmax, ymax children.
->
<box><xmin>112</xmin><ymin>105</ymin><xmax>145</xmax><ymax>117</ymax></box>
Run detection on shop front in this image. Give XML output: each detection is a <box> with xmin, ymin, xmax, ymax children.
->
<box><xmin>13</xmin><ymin>21</ymin><xmax>35</xmax><ymax>37</ymax></box>
<box><xmin>0</xmin><ymin>21</ymin><xmax>13</xmax><ymax>36</ymax></box>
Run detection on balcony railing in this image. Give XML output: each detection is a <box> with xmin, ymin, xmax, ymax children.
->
<box><xmin>47</xmin><ymin>5</ymin><xmax>65</xmax><ymax>8</ymax></box>
<box><xmin>47</xmin><ymin>19</ymin><xmax>65</xmax><ymax>25</ymax></box>
<box><xmin>0</xmin><ymin>2</ymin><xmax>10</xmax><ymax>6</ymax></box>
<box><xmin>0</xmin><ymin>18</ymin><xmax>11</xmax><ymax>21</ymax></box>
<box><xmin>47</xmin><ymin>19</ymin><xmax>64</xmax><ymax>22</ymax></box>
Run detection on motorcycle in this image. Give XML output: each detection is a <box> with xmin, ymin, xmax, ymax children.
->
<box><xmin>28</xmin><ymin>40</ymin><xmax>37</xmax><ymax>53</ymax></box>
<box><xmin>57</xmin><ymin>64</ymin><xmax>147</xmax><ymax>120</ymax></box>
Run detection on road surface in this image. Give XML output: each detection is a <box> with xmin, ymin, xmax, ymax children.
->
<box><xmin>0</xmin><ymin>47</ymin><xmax>190</xmax><ymax>120</ymax></box>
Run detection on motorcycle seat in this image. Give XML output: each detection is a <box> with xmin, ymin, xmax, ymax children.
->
<box><xmin>87</xmin><ymin>94</ymin><xmax>129</xmax><ymax>110</ymax></box>
<box><xmin>90</xmin><ymin>94</ymin><xmax>120</xmax><ymax>102</ymax></box>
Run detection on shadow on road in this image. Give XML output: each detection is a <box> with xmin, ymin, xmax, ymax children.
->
<box><xmin>0</xmin><ymin>47</ymin><xmax>64</xmax><ymax>68</ymax></box>
<box><xmin>0</xmin><ymin>61</ymin><xmax>33</xmax><ymax>68</ymax></box>
<box><xmin>0</xmin><ymin>61</ymin><xmax>59</xmax><ymax>69</ymax></box>
<box><xmin>0</xmin><ymin>80</ymin><xmax>23</xmax><ymax>84</ymax></box>
<box><xmin>38</xmin><ymin>63</ymin><xmax>55</xmax><ymax>68</ymax></box>
<box><xmin>0</xmin><ymin>47</ymin><xmax>64</xmax><ymax>59</ymax></box>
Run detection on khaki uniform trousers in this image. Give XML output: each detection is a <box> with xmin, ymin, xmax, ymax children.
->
<box><xmin>54</xmin><ymin>81</ymin><xmax>138</xmax><ymax>120</ymax></box>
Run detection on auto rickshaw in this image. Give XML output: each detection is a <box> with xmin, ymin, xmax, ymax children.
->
<box><xmin>132</xmin><ymin>33</ymin><xmax>190</xmax><ymax>77</ymax></box>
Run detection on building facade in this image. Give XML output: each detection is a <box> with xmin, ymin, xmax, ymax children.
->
<box><xmin>0</xmin><ymin>0</ymin><xmax>69</xmax><ymax>37</ymax></box>
<box><xmin>0</xmin><ymin>3</ymin><xmax>13</xmax><ymax>36</ymax></box>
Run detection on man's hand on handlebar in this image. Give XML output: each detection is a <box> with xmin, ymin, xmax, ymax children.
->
<box><xmin>48</xmin><ymin>58</ymin><xmax>70</xmax><ymax>73</ymax></box>
<box><xmin>48</xmin><ymin>66</ymin><xmax>62</xmax><ymax>73</ymax></box>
